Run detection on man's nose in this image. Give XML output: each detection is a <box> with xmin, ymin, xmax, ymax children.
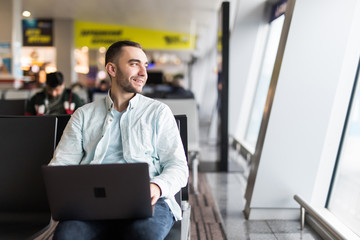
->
<box><xmin>138</xmin><ymin>65</ymin><xmax>147</xmax><ymax>76</ymax></box>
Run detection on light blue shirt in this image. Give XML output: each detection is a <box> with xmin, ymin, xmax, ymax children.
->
<box><xmin>102</xmin><ymin>109</ymin><xmax>125</xmax><ymax>163</ymax></box>
<box><xmin>50</xmin><ymin>93</ymin><xmax>189</xmax><ymax>220</ymax></box>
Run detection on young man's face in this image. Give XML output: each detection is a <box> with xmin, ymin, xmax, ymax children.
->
<box><xmin>46</xmin><ymin>84</ymin><xmax>64</xmax><ymax>98</ymax></box>
<box><xmin>112</xmin><ymin>46</ymin><xmax>148</xmax><ymax>94</ymax></box>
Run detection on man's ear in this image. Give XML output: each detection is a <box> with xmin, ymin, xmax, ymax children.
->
<box><xmin>105</xmin><ymin>63</ymin><xmax>116</xmax><ymax>78</ymax></box>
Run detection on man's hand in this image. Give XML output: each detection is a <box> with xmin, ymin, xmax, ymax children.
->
<box><xmin>150</xmin><ymin>183</ymin><xmax>161</xmax><ymax>206</ymax></box>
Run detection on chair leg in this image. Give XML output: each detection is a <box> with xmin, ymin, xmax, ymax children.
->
<box><xmin>192</xmin><ymin>157</ymin><xmax>199</xmax><ymax>194</ymax></box>
<box><xmin>181</xmin><ymin>202</ymin><xmax>191</xmax><ymax>240</ymax></box>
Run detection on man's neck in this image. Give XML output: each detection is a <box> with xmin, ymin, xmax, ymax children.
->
<box><xmin>110</xmin><ymin>89</ymin><xmax>135</xmax><ymax>112</ymax></box>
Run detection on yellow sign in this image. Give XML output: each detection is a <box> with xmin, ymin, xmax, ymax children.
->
<box><xmin>74</xmin><ymin>21</ymin><xmax>195</xmax><ymax>50</ymax></box>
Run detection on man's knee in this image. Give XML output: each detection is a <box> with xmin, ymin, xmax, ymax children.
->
<box><xmin>53</xmin><ymin>220</ymin><xmax>109</xmax><ymax>240</ymax></box>
<box><xmin>124</xmin><ymin>208</ymin><xmax>175</xmax><ymax>239</ymax></box>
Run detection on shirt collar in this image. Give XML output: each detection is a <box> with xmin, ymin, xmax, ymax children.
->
<box><xmin>105</xmin><ymin>91</ymin><xmax>139</xmax><ymax>112</ymax></box>
<box><xmin>128</xmin><ymin>93</ymin><xmax>139</xmax><ymax>110</ymax></box>
<box><xmin>105</xmin><ymin>90</ymin><xmax>113</xmax><ymax>112</ymax></box>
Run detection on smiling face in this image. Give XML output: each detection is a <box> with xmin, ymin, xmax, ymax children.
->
<box><xmin>108</xmin><ymin>46</ymin><xmax>148</xmax><ymax>95</ymax></box>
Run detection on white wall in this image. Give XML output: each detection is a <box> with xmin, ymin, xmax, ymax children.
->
<box><xmin>190</xmin><ymin>11</ymin><xmax>218</xmax><ymax>122</ymax></box>
<box><xmin>229</xmin><ymin>0</ymin><xmax>268</xmax><ymax>141</ymax></box>
<box><xmin>246</xmin><ymin>0</ymin><xmax>360</xmax><ymax>219</ymax></box>
<box><xmin>54</xmin><ymin>19</ymin><xmax>75</xmax><ymax>87</ymax></box>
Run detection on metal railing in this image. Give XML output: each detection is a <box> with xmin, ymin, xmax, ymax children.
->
<box><xmin>293</xmin><ymin>195</ymin><xmax>346</xmax><ymax>240</ymax></box>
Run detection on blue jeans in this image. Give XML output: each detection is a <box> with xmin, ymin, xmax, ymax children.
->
<box><xmin>53</xmin><ymin>198</ymin><xmax>175</xmax><ymax>240</ymax></box>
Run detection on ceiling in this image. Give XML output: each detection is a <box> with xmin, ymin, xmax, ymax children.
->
<box><xmin>22</xmin><ymin>0</ymin><xmax>224</xmax><ymax>60</ymax></box>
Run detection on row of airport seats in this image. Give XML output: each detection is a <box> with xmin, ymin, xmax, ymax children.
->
<box><xmin>0</xmin><ymin>88</ymin><xmax>201</xmax><ymax>193</ymax></box>
<box><xmin>0</xmin><ymin>114</ymin><xmax>190</xmax><ymax>240</ymax></box>
<box><xmin>0</xmin><ymin>88</ymin><xmax>107</xmax><ymax>103</ymax></box>
<box><xmin>0</xmin><ymin>88</ymin><xmax>108</xmax><ymax>115</ymax></box>
<box><xmin>0</xmin><ymin>88</ymin><xmax>43</xmax><ymax>100</ymax></box>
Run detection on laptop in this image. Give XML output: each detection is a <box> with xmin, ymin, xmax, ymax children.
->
<box><xmin>42</xmin><ymin>163</ymin><xmax>153</xmax><ymax>221</ymax></box>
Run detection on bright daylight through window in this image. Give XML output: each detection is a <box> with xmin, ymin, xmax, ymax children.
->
<box><xmin>328</xmin><ymin>60</ymin><xmax>360</xmax><ymax>236</ymax></box>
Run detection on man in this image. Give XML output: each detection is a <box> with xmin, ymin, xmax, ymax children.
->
<box><xmin>25</xmin><ymin>71</ymin><xmax>83</xmax><ymax>115</ymax></box>
<box><xmin>49</xmin><ymin>41</ymin><xmax>189</xmax><ymax>240</ymax></box>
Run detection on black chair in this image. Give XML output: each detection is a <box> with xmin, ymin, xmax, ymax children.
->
<box><xmin>33</xmin><ymin>114</ymin><xmax>191</xmax><ymax>240</ymax></box>
<box><xmin>164</xmin><ymin>114</ymin><xmax>191</xmax><ymax>240</ymax></box>
<box><xmin>0</xmin><ymin>99</ymin><xmax>27</xmax><ymax>115</ymax></box>
<box><xmin>54</xmin><ymin>115</ymin><xmax>71</xmax><ymax>146</ymax></box>
<box><xmin>0</xmin><ymin>116</ymin><xmax>57</xmax><ymax>239</ymax></box>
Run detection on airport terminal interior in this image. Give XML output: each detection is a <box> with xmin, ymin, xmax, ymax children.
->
<box><xmin>1</xmin><ymin>0</ymin><xmax>360</xmax><ymax>239</ymax></box>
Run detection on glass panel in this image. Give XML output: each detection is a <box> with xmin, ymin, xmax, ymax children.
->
<box><xmin>244</xmin><ymin>15</ymin><xmax>285</xmax><ymax>148</ymax></box>
<box><xmin>328</xmin><ymin>63</ymin><xmax>360</xmax><ymax>236</ymax></box>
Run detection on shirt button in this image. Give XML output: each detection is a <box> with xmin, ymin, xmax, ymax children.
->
<box><xmin>109</xmin><ymin>119</ymin><xmax>113</xmax><ymax>122</ymax></box>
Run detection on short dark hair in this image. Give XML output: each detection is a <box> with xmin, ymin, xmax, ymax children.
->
<box><xmin>105</xmin><ymin>40</ymin><xmax>142</xmax><ymax>67</ymax></box>
<box><xmin>46</xmin><ymin>72</ymin><xmax>64</xmax><ymax>88</ymax></box>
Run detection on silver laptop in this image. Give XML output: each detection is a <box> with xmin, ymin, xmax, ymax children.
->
<box><xmin>42</xmin><ymin>163</ymin><xmax>153</xmax><ymax>221</ymax></box>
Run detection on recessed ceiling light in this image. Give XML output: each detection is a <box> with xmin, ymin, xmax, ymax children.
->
<box><xmin>22</xmin><ymin>11</ymin><xmax>31</xmax><ymax>17</ymax></box>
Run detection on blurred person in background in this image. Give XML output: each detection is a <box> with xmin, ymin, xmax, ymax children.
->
<box><xmin>164</xmin><ymin>74</ymin><xmax>194</xmax><ymax>99</ymax></box>
<box><xmin>26</xmin><ymin>71</ymin><xmax>84</xmax><ymax>115</ymax></box>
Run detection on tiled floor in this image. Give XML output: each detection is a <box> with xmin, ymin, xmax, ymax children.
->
<box><xmin>197</xmin><ymin>118</ymin><xmax>323</xmax><ymax>239</ymax></box>
<box><xmin>206</xmin><ymin>172</ymin><xmax>323</xmax><ymax>240</ymax></box>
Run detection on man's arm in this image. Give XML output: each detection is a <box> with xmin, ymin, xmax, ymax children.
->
<box><xmin>150</xmin><ymin>106</ymin><xmax>189</xmax><ymax>199</ymax></box>
<box><xmin>49</xmin><ymin>109</ymin><xmax>84</xmax><ymax>165</ymax></box>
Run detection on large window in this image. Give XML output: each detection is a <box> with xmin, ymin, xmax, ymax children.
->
<box><xmin>244</xmin><ymin>14</ymin><xmax>285</xmax><ymax>148</ymax></box>
<box><xmin>327</xmin><ymin>59</ymin><xmax>360</xmax><ymax>236</ymax></box>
